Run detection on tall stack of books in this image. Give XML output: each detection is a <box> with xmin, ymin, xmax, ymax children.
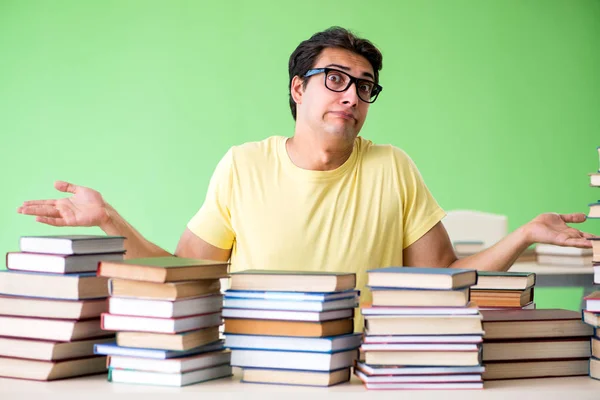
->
<box><xmin>470</xmin><ymin>272</ymin><xmax>536</xmax><ymax>310</ymax></box>
<box><xmin>0</xmin><ymin>235</ymin><xmax>122</xmax><ymax>381</ymax></box>
<box><xmin>481</xmin><ymin>309</ymin><xmax>593</xmax><ymax>380</ymax></box>
<box><xmin>536</xmin><ymin>244</ymin><xmax>593</xmax><ymax>266</ymax></box>
<box><xmin>356</xmin><ymin>267</ymin><xmax>485</xmax><ymax>390</ymax></box>
<box><xmin>223</xmin><ymin>270</ymin><xmax>361</xmax><ymax>387</ymax></box>
<box><xmin>93</xmin><ymin>256</ymin><xmax>232</xmax><ymax>387</ymax></box>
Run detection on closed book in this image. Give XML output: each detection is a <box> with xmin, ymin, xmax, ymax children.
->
<box><xmin>109</xmin><ymin>278</ymin><xmax>221</xmax><ymax>301</ymax></box>
<box><xmin>364</xmin><ymin>314</ymin><xmax>483</xmax><ymax>336</ymax></box>
<box><xmin>355</xmin><ymin>369</ymin><xmax>482</xmax><ymax>384</ymax></box>
<box><xmin>116</xmin><ymin>327</ymin><xmax>220</xmax><ymax>351</ymax></box>
<box><xmin>0</xmin><ymin>337</ymin><xmax>113</xmax><ymax>361</ymax></box>
<box><xmin>582</xmin><ymin>310</ymin><xmax>600</xmax><ymax>328</ymax></box>
<box><xmin>0</xmin><ymin>316</ymin><xmax>105</xmax><ymax>341</ymax></box>
<box><xmin>535</xmin><ymin>244</ymin><xmax>592</xmax><ymax>256</ymax></box>
<box><xmin>95</xmin><ymin>340</ymin><xmax>224</xmax><ymax>359</ymax></box>
<box><xmin>482</xmin><ymin>337</ymin><xmax>591</xmax><ymax>361</ymax></box>
<box><xmin>224</xmin><ymin>289</ymin><xmax>359</xmax><ymax>302</ymax></box>
<box><xmin>229</xmin><ymin>270</ymin><xmax>356</xmax><ymax>293</ymax></box>
<box><xmin>367</xmin><ymin>267</ymin><xmax>476</xmax><ymax>290</ymax></box>
<box><xmin>364</xmin><ymin>350</ymin><xmax>481</xmax><ymax>367</ymax></box>
<box><xmin>224</xmin><ymin>333</ymin><xmax>362</xmax><ymax>352</ymax></box>
<box><xmin>6</xmin><ymin>252</ymin><xmax>124</xmax><ymax>274</ymax></box>
<box><xmin>0</xmin><ymin>270</ymin><xmax>108</xmax><ymax>300</ymax></box>
<box><xmin>478</xmin><ymin>301</ymin><xmax>536</xmax><ymax>311</ymax></box>
<box><xmin>222</xmin><ymin>308</ymin><xmax>354</xmax><ymax>322</ymax></box>
<box><xmin>591</xmin><ymin>173</ymin><xmax>600</xmax><ymax>187</ymax></box>
<box><xmin>224</xmin><ymin>318</ymin><xmax>353</xmax><ymax>337</ymax></box>
<box><xmin>361</xmin><ymin>305</ymin><xmax>479</xmax><ymax>316</ymax></box>
<box><xmin>593</xmin><ymin>337</ymin><xmax>600</xmax><ymax>358</ymax></box>
<box><xmin>360</xmin><ymin>381</ymin><xmax>483</xmax><ymax>390</ymax></box>
<box><xmin>470</xmin><ymin>287</ymin><xmax>534</xmax><ymax>307</ymax></box>
<box><xmin>483</xmin><ymin>358</ymin><xmax>589</xmax><ymax>380</ymax></box>
<box><xmin>583</xmin><ymin>291</ymin><xmax>600</xmax><ymax>312</ymax></box>
<box><xmin>355</xmin><ymin>362</ymin><xmax>485</xmax><ymax>376</ymax></box>
<box><xmin>370</xmin><ymin>287</ymin><xmax>469</xmax><ymax>307</ymax></box>
<box><xmin>363</xmin><ymin>335</ymin><xmax>483</xmax><ymax>344</ymax></box>
<box><xmin>223</xmin><ymin>296</ymin><xmax>358</xmax><ymax>312</ymax></box>
<box><xmin>242</xmin><ymin>367</ymin><xmax>351</xmax><ymax>387</ymax></box>
<box><xmin>19</xmin><ymin>235</ymin><xmax>125</xmax><ymax>255</ymax></box>
<box><xmin>102</xmin><ymin>312</ymin><xmax>222</xmax><ymax>334</ymax></box>
<box><xmin>98</xmin><ymin>257</ymin><xmax>229</xmax><ymax>283</ymax></box>
<box><xmin>361</xmin><ymin>343</ymin><xmax>480</xmax><ymax>352</ymax></box>
<box><xmin>592</xmin><ymin>238</ymin><xmax>600</xmax><ymax>262</ymax></box>
<box><xmin>588</xmin><ymin>203</ymin><xmax>600</xmax><ymax>218</ymax></box>
<box><xmin>0</xmin><ymin>295</ymin><xmax>106</xmax><ymax>319</ymax></box>
<box><xmin>537</xmin><ymin>254</ymin><xmax>594</xmax><ymax>266</ymax></box>
<box><xmin>108</xmin><ymin>363</ymin><xmax>232</xmax><ymax>387</ymax></box>
<box><xmin>471</xmin><ymin>271</ymin><xmax>535</xmax><ymax>290</ymax></box>
<box><xmin>591</xmin><ymin>357</ymin><xmax>600</xmax><ymax>380</ymax></box>
<box><xmin>231</xmin><ymin>348</ymin><xmax>357</xmax><ymax>371</ymax></box>
<box><xmin>481</xmin><ymin>309</ymin><xmax>593</xmax><ymax>339</ymax></box>
<box><xmin>108</xmin><ymin>294</ymin><xmax>223</xmax><ymax>318</ymax></box>
<box><xmin>108</xmin><ymin>349</ymin><xmax>231</xmax><ymax>373</ymax></box>
<box><xmin>0</xmin><ymin>355</ymin><xmax>107</xmax><ymax>381</ymax></box>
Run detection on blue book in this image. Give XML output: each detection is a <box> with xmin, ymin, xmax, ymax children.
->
<box><xmin>224</xmin><ymin>289</ymin><xmax>359</xmax><ymax>301</ymax></box>
<box><xmin>224</xmin><ymin>333</ymin><xmax>362</xmax><ymax>353</ymax></box>
<box><xmin>367</xmin><ymin>267</ymin><xmax>477</xmax><ymax>290</ymax></box>
<box><xmin>94</xmin><ymin>340</ymin><xmax>225</xmax><ymax>359</ymax></box>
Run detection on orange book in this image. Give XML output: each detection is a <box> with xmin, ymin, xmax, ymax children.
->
<box><xmin>224</xmin><ymin>318</ymin><xmax>353</xmax><ymax>337</ymax></box>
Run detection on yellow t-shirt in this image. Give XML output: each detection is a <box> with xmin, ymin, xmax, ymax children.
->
<box><xmin>187</xmin><ymin>136</ymin><xmax>446</xmax><ymax>330</ymax></box>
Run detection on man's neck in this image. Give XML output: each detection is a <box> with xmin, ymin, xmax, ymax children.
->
<box><xmin>286</xmin><ymin>133</ymin><xmax>355</xmax><ymax>171</ymax></box>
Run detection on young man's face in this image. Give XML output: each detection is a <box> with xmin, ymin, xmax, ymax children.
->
<box><xmin>296</xmin><ymin>47</ymin><xmax>376</xmax><ymax>143</ymax></box>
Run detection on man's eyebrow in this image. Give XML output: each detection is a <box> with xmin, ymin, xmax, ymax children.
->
<box><xmin>325</xmin><ymin>63</ymin><xmax>375</xmax><ymax>80</ymax></box>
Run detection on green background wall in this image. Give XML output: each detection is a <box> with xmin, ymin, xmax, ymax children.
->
<box><xmin>1</xmin><ymin>0</ymin><xmax>599</xmax><ymax>309</ymax></box>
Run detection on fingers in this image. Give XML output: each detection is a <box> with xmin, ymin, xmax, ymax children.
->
<box><xmin>560</xmin><ymin>213</ymin><xmax>587</xmax><ymax>223</ymax></box>
<box><xmin>54</xmin><ymin>180</ymin><xmax>78</xmax><ymax>194</ymax></box>
<box><xmin>35</xmin><ymin>216</ymin><xmax>67</xmax><ymax>227</ymax></box>
<box><xmin>562</xmin><ymin>237</ymin><xmax>593</xmax><ymax>248</ymax></box>
<box><xmin>19</xmin><ymin>200</ymin><xmax>57</xmax><ymax>208</ymax></box>
<box><xmin>17</xmin><ymin>205</ymin><xmax>61</xmax><ymax>218</ymax></box>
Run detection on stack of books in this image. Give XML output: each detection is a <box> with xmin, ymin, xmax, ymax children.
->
<box><xmin>481</xmin><ymin>309</ymin><xmax>593</xmax><ymax>380</ymax></box>
<box><xmin>223</xmin><ymin>270</ymin><xmax>361</xmax><ymax>387</ymax></box>
<box><xmin>453</xmin><ymin>241</ymin><xmax>485</xmax><ymax>259</ymax></box>
<box><xmin>536</xmin><ymin>244</ymin><xmax>593</xmax><ymax>266</ymax></box>
<box><xmin>94</xmin><ymin>256</ymin><xmax>232</xmax><ymax>387</ymax></box>
<box><xmin>356</xmin><ymin>267</ymin><xmax>485</xmax><ymax>390</ymax></box>
<box><xmin>470</xmin><ymin>271</ymin><xmax>536</xmax><ymax>310</ymax></box>
<box><xmin>0</xmin><ymin>235</ymin><xmax>122</xmax><ymax>381</ymax></box>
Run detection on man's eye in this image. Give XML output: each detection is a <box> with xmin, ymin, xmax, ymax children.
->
<box><xmin>328</xmin><ymin>73</ymin><xmax>342</xmax><ymax>83</ymax></box>
<box><xmin>359</xmin><ymin>83</ymin><xmax>373</xmax><ymax>93</ymax></box>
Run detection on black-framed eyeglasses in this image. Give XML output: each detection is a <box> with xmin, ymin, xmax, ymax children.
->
<box><xmin>304</xmin><ymin>67</ymin><xmax>383</xmax><ymax>103</ymax></box>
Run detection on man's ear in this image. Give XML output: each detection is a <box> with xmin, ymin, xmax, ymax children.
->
<box><xmin>290</xmin><ymin>75</ymin><xmax>305</xmax><ymax>106</ymax></box>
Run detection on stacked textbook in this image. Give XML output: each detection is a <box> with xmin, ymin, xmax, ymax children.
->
<box><xmin>0</xmin><ymin>235</ymin><xmax>123</xmax><ymax>381</ymax></box>
<box><xmin>470</xmin><ymin>271</ymin><xmax>536</xmax><ymax>310</ymax></box>
<box><xmin>357</xmin><ymin>267</ymin><xmax>485</xmax><ymax>390</ymax></box>
<box><xmin>94</xmin><ymin>256</ymin><xmax>232</xmax><ymax>387</ymax></box>
<box><xmin>223</xmin><ymin>270</ymin><xmax>361</xmax><ymax>387</ymax></box>
<box><xmin>536</xmin><ymin>244</ymin><xmax>593</xmax><ymax>266</ymax></box>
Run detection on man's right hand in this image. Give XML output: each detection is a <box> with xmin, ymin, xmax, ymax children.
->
<box><xmin>17</xmin><ymin>180</ymin><xmax>111</xmax><ymax>228</ymax></box>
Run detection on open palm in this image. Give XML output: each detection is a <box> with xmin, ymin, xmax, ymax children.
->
<box><xmin>526</xmin><ymin>212</ymin><xmax>595</xmax><ymax>248</ymax></box>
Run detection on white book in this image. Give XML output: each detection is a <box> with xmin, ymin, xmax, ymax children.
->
<box><xmin>221</xmin><ymin>308</ymin><xmax>353</xmax><ymax>322</ymax></box>
<box><xmin>224</xmin><ymin>290</ymin><xmax>359</xmax><ymax>301</ymax></box>
<box><xmin>108</xmin><ymin>349</ymin><xmax>230</xmax><ymax>373</ymax></box>
<box><xmin>224</xmin><ymin>333</ymin><xmax>362</xmax><ymax>352</ymax></box>
<box><xmin>0</xmin><ymin>315</ymin><xmax>105</xmax><ymax>341</ymax></box>
<box><xmin>108</xmin><ymin>364</ymin><xmax>232</xmax><ymax>387</ymax></box>
<box><xmin>19</xmin><ymin>235</ymin><xmax>125</xmax><ymax>255</ymax></box>
<box><xmin>355</xmin><ymin>369</ymin><xmax>482</xmax><ymax>383</ymax></box>
<box><xmin>360</xmin><ymin>343</ymin><xmax>480</xmax><ymax>351</ymax></box>
<box><xmin>361</xmin><ymin>306</ymin><xmax>479</xmax><ymax>316</ymax></box>
<box><xmin>94</xmin><ymin>340</ymin><xmax>224</xmax><ymax>359</ymax></box>
<box><xmin>230</xmin><ymin>349</ymin><xmax>357</xmax><ymax>371</ymax></box>
<box><xmin>223</xmin><ymin>296</ymin><xmax>358</xmax><ymax>312</ymax></box>
<box><xmin>595</xmin><ymin>265</ymin><xmax>600</xmax><ymax>284</ymax></box>
<box><xmin>362</xmin><ymin>381</ymin><xmax>484</xmax><ymax>390</ymax></box>
<box><xmin>363</xmin><ymin>335</ymin><xmax>483</xmax><ymax>344</ymax></box>
<box><xmin>101</xmin><ymin>312</ymin><xmax>222</xmax><ymax>333</ymax></box>
<box><xmin>535</xmin><ymin>244</ymin><xmax>592</xmax><ymax>256</ymax></box>
<box><xmin>109</xmin><ymin>295</ymin><xmax>223</xmax><ymax>318</ymax></box>
<box><xmin>356</xmin><ymin>362</ymin><xmax>485</xmax><ymax>376</ymax></box>
<box><xmin>7</xmin><ymin>252</ymin><xmax>124</xmax><ymax>274</ymax></box>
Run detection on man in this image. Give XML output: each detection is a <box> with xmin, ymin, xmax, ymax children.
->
<box><xmin>18</xmin><ymin>27</ymin><xmax>593</xmax><ymax>312</ymax></box>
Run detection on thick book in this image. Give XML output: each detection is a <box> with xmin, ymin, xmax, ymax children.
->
<box><xmin>361</xmin><ymin>305</ymin><xmax>479</xmax><ymax>316</ymax></box>
<box><xmin>370</xmin><ymin>287</ymin><xmax>470</xmax><ymax>307</ymax></box>
<box><xmin>589</xmin><ymin>202</ymin><xmax>600</xmax><ymax>218</ymax></box>
<box><xmin>363</xmin><ymin>335</ymin><xmax>483</xmax><ymax>344</ymax></box>
<box><xmin>108</xmin><ymin>294</ymin><xmax>223</xmax><ymax>318</ymax></box>
<box><xmin>0</xmin><ymin>295</ymin><xmax>107</xmax><ymax>319</ymax></box>
<box><xmin>583</xmin><ymin>291</ymin><xmax>600</xmax><ymax>312</ymax></box>
<box><xmin>355</xmin><ymin>369</ymin><xmax>482</xmax><ymax>384</ymax></box>
<box><xmin>0</xmin><ymin>337</ymin><xmax>113</xmax><ymax>361</ymax></box>
<box><xmin>19</xmin><ymin>235</ymin><xmax>125</xmax><ymax>255</ymax></box>
<box><xmin>355</xmin><ymin>362</ymin><xmax>485</xmax><ymax>376</ymax></box>
<box><xmin>367</xmin><ymin>267</ymin><xmax>477</xmax><ymax>290</ymax></box>
<box><xmin>364</xmin><ymin>314</ymin><xmax>483</xmax><ymax>336</ymax></box>
<box><xmin>0</xmin><ymin>270</ymin><xmax>108</xmax><ymax>300</ymax></box>
<box><xmin>0</xmin><ymin>315</ymin><xmax>106</xmax><ymax>341</ymax></box>
<box><xmin>470</xmin><ymin>271</ymin><xmax>535</xmax><ymax>290</ymax></box>
<box><xmin>482</xmin><ymin>337</ymin><xmax>591</xmax><ymax>361</ymax></box>
<box><xmin>221</xmin><ymin>308</ymin><xmax>354</xmax><ymax>322</ymax></box>
<box><xmin>98</xmin><ymin>257</ymin><xmax>229</xmax><ymax>283</ymax></box>
<box><xmin>582</xmin><ymin>310</ymin><xmax>600</xmax><ymax>328</ymax></box>
<box><xmin>537</xmin><ymin>254</ymin><xmax>594</xmax><ymax>266</ymax></box>
<box><xmin>224</xmin><ymin>333</ymin><xmax>362</xmax><ymax>353</ymax></box>
<box><xmin>108</xmin><ymin>363</ymin><xmax>232</xmax><ymax>387</ymax></box>
<box><xmin>364</xmin><ymin>349</ymin><xmax>481</xmax><ymax>367</ymax></box>
<box><xmin>224</xmin><ymin>289</ymin><xmax>359</xmax><ymax>302</ymax></box>
<box><xmin>590</xmin><ymin>173</ymin><xmax>600</xmax><ymax>187</ymax></box>
<box><xmin>230</xmin><ymin>348</ymin><xmax>357</xmax><ymax>371</ymax></box>
<box><xmin>591</xmin><ymin>357</ymin><xmax>600</xmax><ymax>381</ymax></box>
<box><xmin>481</xmin><ymin>309</ymin><xmax>593</xmax><ymax>339</ymax></box>
<box><xmin>94</xmin><ymin>340</ymin><xmax>224</xmax><ymax>359</ymax></box>
<box><xmin>229</xmin><ymin>270</ymin><xmax>356</xmax><ymax>293</ymax></box>
<box><xmin>6</xmin><ymin>251</ymin><xmax>124</xmax><ymax>274</ymax></box>
<box><xmin>109</xmin><ymin>278</ymin><xmax>221</xmax><ymax>301</ymax></box>
<box><xmin>483</xmin><ymin>358</ymin><xmax>589</xmax><ymax>380</ymax></box>
<box><xmin>242</xmin><ymin>367</ymin><xmax>351</xmax><ymax>387</ymax></box>
<box><xmin>115</xmin><ymin>327</ymin><xmax>221</xmax><ymax>351</ymax></box>
<box><xmin>0</xmin><ymin>355</ymin><xmax>107</xmax><ymax>381</ymax></box>
<box><xmin>222</xmin><ymin>295</ymin><xmax>358</xmax><ymax>312</ymax></box>
<box><xmin>224</xmin><ymin>318</ymin><xmax>353</xmax><ymax>337</ymax></box>
<box><xmin>108</xmin><ymin>349</ymin><xmax>231</xmax><ymax>373</ymax></box>
<box><xmin>470</xmin><ymin>287</ymin><xmax>534</xmax><ymax>307</ymax></box>
<box><xmin>101</xmin><ymin>312</ymin><xmax>222</xmax><ymax>334</ymax></box>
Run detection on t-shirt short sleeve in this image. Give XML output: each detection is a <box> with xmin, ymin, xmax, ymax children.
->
<box><xmin>186</xmin><ymin>149</ymin><xmax>236</xmax><ymax>250</ymax></box>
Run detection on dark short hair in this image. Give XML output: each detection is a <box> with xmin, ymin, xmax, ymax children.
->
<box><xmin>288</xmin><ymin>26</ymin><xmax>383</xmax><ymax>120</ymax></box>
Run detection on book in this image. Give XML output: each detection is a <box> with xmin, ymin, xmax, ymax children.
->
<box><xmin>596</xmin><ymin>264</ymin><xmax>600</xmax><ymax>284</ymax></box>
<box><xmin>6</xmin><ymin>251</ymin><xmax>124</xmax><ymax>274</ymax></box>
<box><xmin>591</xmin><ymin>238</ymin><xmax>600</xmax><ymax>262</ymax></box>
<box><xmin>229</xmin><ymin>270</ymin><xmax>356</xmax><ymax>292</ymax></box>
<box><xmin>483</xmin><ymin>358</ymin><xmax>589</xmax><ymax>380</ymax></box>
<box><xmin>537</xmin><ymin>254</ymin><xmax>594</xmax><ymax>266</ymax></box>
<box><xmin>115</xmin><ymin>327</ymin><xmax>221</xmax><ymax>351</ymax></box>
<box><xmin>19</xmin><ymin>235</ymin><xmax>125</xmax><ymax>255</ymax></box>
<box><xmin>481</xmin><ymin>309</ymin><xmax>593</xmax><ymax>339</ymax></box>
<box><xmin>370</xmin><ymin>287</ymin><xmax>469</xmax><ymax>307</ymax></box>
<box><xmin>591</xmin><ymin>357</ymin><xmax>600</xmax><ymax>380</ymax></box>
<box><xmin>593</xmin><ymin>337</ymin><xmax>600</xmax><ymax>357</ymax></box>
<box><xmin>582</xmin><ymin>310</ymin><xmax>600</xmax><ymax>328</ymax></box>
<box><xmin>584</xmin><ymin>291</ymin><xmax>600</xmax><ymax>312</ymax></box>
<box><xmin>364</xmin><ymin>350</ymin><xmax>481</xmax><ymax>366</ymax></box>
<box><xmin>0</xmin><ymin>316</ymin><xmax>106</xmax><ymax>341</ymax></box>
<box><xmin>478</xmin><ymin>301</ymin><xmax>536</xmax><ymax>311</ymax></box>
<box><xmin>354</xmin><ymin>369</ymin><xmax>482</xmax><ymax>384</ymax></box>
<box><xmin>98</xmin><ymin>257</ymin><xmax>229</xmax><ymax>283</ymax></box>
<box><xmin>108</xmin><ymin>294</ymin><xmax>223</xmax><ymax>318</ymax></box>
<box><xmin>230</xmin><ymin>348</ymin><xmax>357</xmax><ymax>371</ymax></box>
<box><xmin>0</xmin><ymin>295</ymin><xmax>107</xmax><ymax>319</ymax></box>
<box><xmin>470</xmin><ymin>271</ymin><xmax>535</xmax><ymax>290</ymax></box>
<box><xmin>224</xmin><ymin>333</ymin><xmax>362</xmax><ymax>352</ymax></box>
<box><xmin>367</xmin><ymin>267</ymin><xmax>477</xmax><ymax>290</ymax></box>
<box><xmin>108</xmin><ymin>349</ymin><xmax>231</xmax><ymax>373</ymax></box>
<box><xmin>95</xmin><ymin>339</ymin><xmax>224</xmax><ymax>359</ymax></box>
<box><xmin>535</xmin><ymin>244</ymin><xmax>592</xmax><ymax>256</ymax></box>
<box><xmin>355</xmin><ymin>362</ymin><xmax>485</xmax><ymax>376</ymax></box>
<box><xmin>361</xmin><ymin>343</ymin><xmax>479</xmax><ymax>352</ymax></box>
<box><xmin>358</xmin><ymin>381</ymin><xmax>484</xmax><ymax>390</ymax></box>
<box><xmin>108</xmin><ymin>363</ymin><xmax>232</xmax><ymax>387</ymax></box>
<box><xmin>482</xmin><ymin>337</ymin><xmax>592</xmax><ymax>361</ymax></box>
<box><xmin>221</xmin><ymin>308</ymin><xmax>354</xmax><ymax>322</ymax></box>
<box><xmin>590</xmin><ymin>173</ymin><xmax>600</xmax><ymax>187</ymax></box>
<box><xmin>101</xmin><ymin>312</ymin><xmax>222</xmax><ymax>334</ymax></box>
<box><xmin>224</xmin><ymin>318</ymin><xmax>353</xmax><ymax>337</ymax></box>
<box><xmin>0</xmin><ymin>270</ymin><xmax>108</xmax><ymax>300</ymax></box>
<box><xmin>242</xmin><ymin>367</ymin><xmax>351</xmax><ymax>387</ymax></box>
<box><xmin>453</xmin><ymin>241</ymin><xmax>485</xmax><ymax>255</ymax></box>
<box><xmin>470</xmin><ymin>288</ymin><xmax>534</xmax><ymax>307</ymax></box>
<box><xmin>222</xmin><ymin>296</ymin><xmax>358</xmax><ymax>312</ymax></box>
<box><xmin>515</xmin><ymin>247</ymin><xmax>537</xmax><ymax>263</ymax></box>
<box><xmin>361</xmin><ymin>305</ymin><xmax>480</xmax><ymax>316</ymax></box>
<box><xmin>589</xmin><ymin>202</ymin><xmax>600</xmax><ymax>218</ymax></box>
<box><xmin>364</xmin><ymin>314</ymin><xmax>484</xmax><ymax>336</ymax></box>
<box><xmin>0</xmin><ymin>337</ymin><xmax>113</xmax><ymax>361</ymax></box>
<box><xmin>224</xmin><ymin>289</ymin><xmax>359</xmax><ymax>301</ymax></box>
<box><xmin>0</xmin><ymin>356</ymin><xmax>107</xmax><ymax>381</ymax></box>
<box><xmin>363</xmin><ymin>335</ymin><xmax>483</xmax><ymax>344</ymax></box>
<box><xmin>109</xmin><ymin>278</ymin><xmax>221</xmax><ymax>300</ymax></box>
